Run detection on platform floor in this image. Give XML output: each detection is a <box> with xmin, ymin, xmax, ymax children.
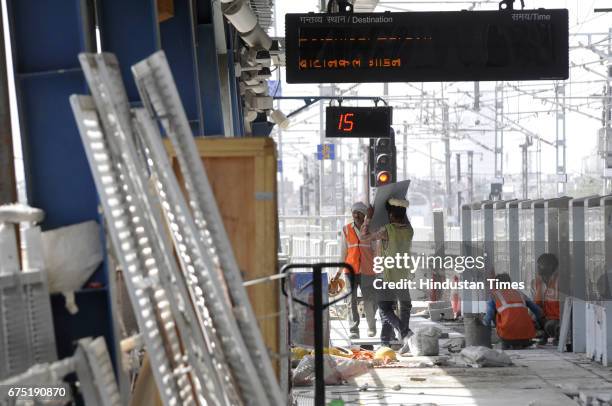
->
<box><xmin>292</xmin><ymin>315</ymin><xmax>612</xmax><ymax>405</ymax></box>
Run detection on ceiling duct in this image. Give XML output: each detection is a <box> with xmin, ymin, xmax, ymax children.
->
<box><xmin>352</xmin><ymin>0</ymin><xmax>379</xmax><ymax>12</ymax></box>
<box><xmin>248</xmin><ymin>0</ymin><xmax>273</xmax><ymax>31</ymax></box>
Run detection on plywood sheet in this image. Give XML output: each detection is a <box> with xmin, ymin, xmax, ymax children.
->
<box><xmin>167</xmin><ymin>137</ymin><xmax>280</xmax><ymax>374</ymax></box>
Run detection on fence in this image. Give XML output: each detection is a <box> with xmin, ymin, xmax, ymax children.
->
<box><xmin>279</xmin><ymin>214</ymin><xmax>461</xmax><ymax>264</ymax></box>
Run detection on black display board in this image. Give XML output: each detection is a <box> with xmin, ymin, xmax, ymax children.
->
<box><xmin>325</xmin><ymin>106</ymin><xmax>392</xmax><ymax>138</ymax></box>
<box><xmin>285</xmin><ymin>10</ymin><xmax>569</xmax><ymax>83</ymax></box>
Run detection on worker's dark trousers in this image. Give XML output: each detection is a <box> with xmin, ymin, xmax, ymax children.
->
<box><xmin>347</xmin><ymin>273</ymin><xmax>377</xmax><ymax>335</ymax></box>
<box><xmin>543</xmin><ymin>319</ymin><xmax>561</xmax><ymax>341</ymax></box>
<box><xmin>501</xmin><ymin>339</ymin><xmax>532</xmax><ymax>350</ymax></box>
<box><xmin>378</xmin><ymin>294</ymin><xmax>412</xmax><ymax>346</ymax></box>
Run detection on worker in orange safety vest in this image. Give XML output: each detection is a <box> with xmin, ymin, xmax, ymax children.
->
<box><xmin>332</xmin><ymin>202</ymin><xmax>378</xmax><ymax>339</ymax></box>
<box><xmin>535</xmin><ymin>253</ymin><xmax>560</xmax><ymax>345</ymax></box>
<box><xmin>483</xmin><ymin>273</ymin><xmax>543</xmax><ymax>350</ymax></box>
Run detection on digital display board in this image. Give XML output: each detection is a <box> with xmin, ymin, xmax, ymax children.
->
<box><xmin>325</xmin><ymin>106</ymin><xmax>392</xmax><ymax>138</ymax></box>
<box><xmin>285</xmin><ymin>10</ymin><xmax>569</xmax><ymax>83</ymax></box>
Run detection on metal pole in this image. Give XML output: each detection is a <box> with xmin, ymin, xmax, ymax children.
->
<box><xmin>1</xmin><ymin>0</ymin><xmax>25</xmax><ymax>204</ymax></box>
<box><xmin>604</xmin><ymin>28</ymin><xmax>612</xmax><ymax>194</ymax></box>
<box><xmin>494</xmin><ymin>82</ymin><xmax>504</xmax><ymax>182</ymax></box>
<box><xmin>521</xmin><ymin>137</ymin><xmax>530</xmax><ymax>199</ymax></box>
<box><xmin>456</xmin><ymin>153</ymin><xmax>461</xmax><ymax>182</ymax></box>
<box><xmin>313</xmin><ymin>265</ymin><xmax>324</xmax><ymax>406</ymax></box>
<box><xmin>0</xmin><ymin>3</ymin><xmax>15</xmax><ymax>205</ymax></box>
<box><xmin>467</xmin><ymin>151</ymin><xmax>473</xmax><ymax>203</ymax></box>
<box><xmin>403</xmin><ymin>121</ymin><xmax>408</xmax><ymax>181</ymax></box>
<box><xmin>341</xmin><ymin>158</ymin><xmax>346</xmax><ymax>215</ymax></box>
<box><xmin>555</xmin><ymin>83</ymin><xmax>567</xmax><ymax>196</ymax></box>
<box><xmin>429</xmin><ymin>142</ymin><xmax>434</xmax><ymax>208</ymax></box>
<box><xmin>443</xmin><ymin>104</ymin><xmax>452</xmax><ymax>220</ymax></box>
<box><xmin>362</xmin><ymin>140</ymin><xmax>370</xmax><ymax>204</ymax></box>
<box><xmin>319</xmin><ymin>88</ymin><xmax>324</xmax><ymax>216</ymax></box>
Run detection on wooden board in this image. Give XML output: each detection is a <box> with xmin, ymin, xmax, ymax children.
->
<box><xmin>157</xmin><ymin>0</ymin><xmax>174</xmax><ymax>22</ymax></box>
<box><xmin>166</xmin><ymin>137</ymin><xmax>280</xmax><ymax>374</ymax></box>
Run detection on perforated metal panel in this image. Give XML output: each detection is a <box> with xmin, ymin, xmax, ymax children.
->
<box><xmin>0</xmin><ymin>274</ymin><xmax>30</xmax><ymax>379</ymax></box>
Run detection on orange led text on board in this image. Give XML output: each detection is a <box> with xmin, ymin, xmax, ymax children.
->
<box><xmin>299</xmin><ymin>58</ymin><xmax>401</xmax><ymax>70</ymax></box>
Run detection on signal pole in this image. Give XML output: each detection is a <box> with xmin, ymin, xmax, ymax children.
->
<box><xmin>555</xmin><ymin>83</ymin><xmax>567</xmax><ymax>196</ymax></box>
<box><xmin>494</xmin><ymin>82</ymin><xmax>504</xmax><ymax>183</ymax></box>
<box><xmin>604</xmin><ymin>28</ymin><xmax>612</xmax><ymax>194</ymax></box>
<box><xmin>443</xmin><ymin>103</ymin><xmax>452</xmax><ymax>221</ymax></box>
<box><xmin>403</xmin><ymin>120</ymin><xmax>408</xmax><ymax>181</ymax></box>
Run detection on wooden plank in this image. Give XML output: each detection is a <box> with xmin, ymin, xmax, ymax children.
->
<box><xmin>166</xmin><ymin>137</ymin><xmax>280</xmax><ymax>375</ymax></box>
<box><xmin>157</xmin><ymin>0</ymin><xmax>174</xmax><ymax>22</ymax></box>
<box><xmin>129</xmin><ymin>354</ymin><xmax>163</xmax><ymax>406</ymax></box>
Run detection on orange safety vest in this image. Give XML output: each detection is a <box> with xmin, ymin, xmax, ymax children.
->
<box><xmin>493</xmin><ymin>289</ymin><xmax>536</xmax><ymax>341</ymax></box>
<box><xmin>535</xmin><ymin>273</ymin><xmax>560</xmax><ymax>320</ymax></box>
<box><xmin>343</xmin><ymin>224</ymin><xmax>371</xmax><ymax>275</ymax></box>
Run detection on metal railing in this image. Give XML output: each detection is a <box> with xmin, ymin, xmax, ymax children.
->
<box><xmin>279</xmin><ymin>214</ymin><xmax>461</xmax><ymax>263</ymax></box>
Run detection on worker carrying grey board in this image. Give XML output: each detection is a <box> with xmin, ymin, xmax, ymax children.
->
<box><xmin>534</xmin><ymin>253</ymin><xmax>561</xmax><ymax>345</ymax></box>
<box><xmin>360</xmin><ymin>198</ymin><xmax>414</xmax><ymax>354</ymax></box>
<box><xmin>483</xmin><ymin>273</ymin><xmax>543</xmax><ymax>350</ymax></box>
<box><xmin>332</xmin><ymin>202</ymin><xmax>378</xmax><ymax>339</ymax></box>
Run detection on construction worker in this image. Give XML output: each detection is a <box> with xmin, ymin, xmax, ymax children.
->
<box><xmin>535</xmin><ymin>253</ymin><xmax>560</xmax><ymax>345</ymax></box>
<box><xmin>332</xmin><ymin>202</ymin><xmax>378</xmax><ymax>339</ymax></box>
<box><xmin>362</xmin><ymin>198</ymin><xmax>414</xmax><ymax>354</ymax></box>
<box><xmin>483</xmin><ymin>273</ymin><xmax>543</xmax><ymax>350</ymax></box>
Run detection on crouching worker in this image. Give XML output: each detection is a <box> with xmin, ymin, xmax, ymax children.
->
<box><xmin>535</xmin><ymin>253</ymin><xmax>560</xmax><ymax>345</ymax></box>
<box><xmin>483</xmin><ymin>273</ymin><xmax>543</xmax><ymax>350</ymax></box>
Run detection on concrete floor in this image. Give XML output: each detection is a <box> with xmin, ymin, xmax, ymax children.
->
<box><xmin>292</xmin><ymin>313</ymin><xmax>612</xmax><ymax>405</ymax></box>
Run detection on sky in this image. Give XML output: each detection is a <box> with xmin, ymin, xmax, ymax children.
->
<box><xmin>269</xmin><ymin>0</ymin><xmax>612</xmax><ymax>198</ymax></box>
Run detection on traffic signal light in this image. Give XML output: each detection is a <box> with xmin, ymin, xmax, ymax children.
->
<box><xmin>369</xmin><ymin>128</ymin><xmax>396</xmax><ymax>187</ymax></box>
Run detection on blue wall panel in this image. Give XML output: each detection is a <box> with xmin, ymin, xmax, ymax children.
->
<box><xmin>9</xmin><ymin>0</ymin><xmax>113</xmax><ymax>371</ymax></box>
<box><xmin>160</xmin><ymin>0</ymin><xmax>201</xmax><ymax>132</ymax></box>
<box><xmin>11</xmin><ymin>0</ymin><xmax>91</xmax><ymax>73</ymax></box>
<box><xmin>98</xmin><ymin>0</ymin><xmax>159</xmax><ymax>101</ymax></box>
<box><xmin>195</xmin><ymin>24</ymin><xmax>224</xmax><ymax>135</ymax></box>
<box><xmin>18</xmin><ymin>72</ymin><xmax>97</xmax><ymax>230</ymax></box>
<box><xmin>226</xmin><ymin>27</ymin><xmax>244</xmax><ymax>136</ymax></box>
<box><xmin>9</xmin><ymin>0</ymin><xmax>95</xmax><ymax>230</ymax></box>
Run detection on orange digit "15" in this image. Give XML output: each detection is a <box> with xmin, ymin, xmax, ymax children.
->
<box><xmin>337</xmin><ymin>113</ymin><xmax>355</xmax><ymax>132</ymax></box>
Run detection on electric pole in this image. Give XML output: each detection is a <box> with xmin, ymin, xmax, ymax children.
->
<box><xmin>443</xmin><ymin>104</ymin><xmax>452</xmax><ymax>220</ymax></box>
<box><xmin>604</xmin><ymin>28</ymin><xmax>612</xmax><ymax>194</ymax></box>
<box><xmin>403</xmin><ymin>120</ymin><xmax>408</xmax><ymax>181</ymax></box>
<box><xmin>555</xmin><ymin>83</ymin><xmax>567</xmax><ymax>196</ymax></box>
<box><xmin>494</xmin><ymin>82</ymin><xmax>504</xmax><ymax>183</ymax></box>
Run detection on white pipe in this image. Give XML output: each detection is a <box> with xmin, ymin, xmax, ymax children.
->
<box><xmin>221</xmin><ymin>0</ymin><xmax>273</xmax><ymax>50</ymax></box>
<box><xmin>222</xmin><ymin>0</ymin><xmax>257</xmax><ymax>34</ymax></box>
<box><xmin>241</xmin><ymin>24</ymin><xmax>272</xmax><ymax>49</ymax></box>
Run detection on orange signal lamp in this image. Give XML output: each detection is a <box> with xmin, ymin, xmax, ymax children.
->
<box><xmin>377</xmin><ymin>171</ymin><xmax>391</xmax><ymax>185</ymax></box>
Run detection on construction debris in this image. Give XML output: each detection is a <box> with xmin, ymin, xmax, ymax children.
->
<box><xmin>71</xmin><ymin>51</ymin><xmax>283</xmax><ymax>405</ymax></box>
<box><xmin>428</xmin><ymin>301</ymin><xmax>453</xmax><ymax>321</ymax></box>
<box><xmin>408</xmin><ymin>327</ymin><xmax>443</xmax><ymax>356</ymax></box>
<box><xmin>455</xmin><ymin>346</ymin><xmax>513</xmax><ymax>368</ymax></box>
<box><xmin>293</xmin><ymin>355</ymin><xmax>370</xmax><ymax>386</ymax></box>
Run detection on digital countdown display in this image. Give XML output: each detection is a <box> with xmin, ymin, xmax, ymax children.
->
<box><xmin>325</xmin><ymin>106</ymin><xmax>392</xmax><ymax>138</ymax></box>
<box><xmin>285</xmin><ymin>10</ymin><xmax>569</xmax><ymax>83</ymax></box>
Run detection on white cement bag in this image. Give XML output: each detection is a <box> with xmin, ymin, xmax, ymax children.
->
<box><xmin>408</xmin><ymin>326</ymin><xmax>442</xmax><ymax>356</ymax></box>
<box><xmin>459</xmin><ymin>346</ymin><xmax>512</xmax><ymax>367</ymax></box>
<box><xmin>42</xmin><ymin>221</ymin><xmax>103</xmax><ymax>314</ymax></box>
<box><xmin>292</xmin><ymin>355</ymin><xmax>369</xmax><ymax>386</ymax></box>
